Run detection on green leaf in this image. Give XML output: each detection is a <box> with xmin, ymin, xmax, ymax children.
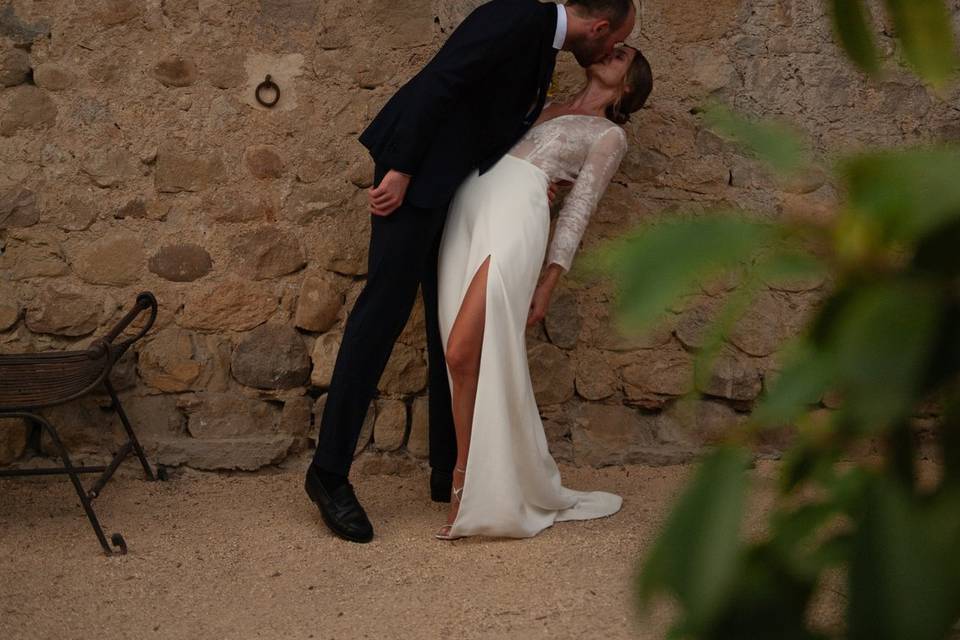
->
<box><xmin>692</xmin><ymin>275</ymin><xmax>763</xmax><ymax>392</ymax></box>
<box><xmin>755</xmin><ymin>248</ymin><xmax>829</xmax><ymax>292</ymax></box>
<box><xmin>780</xmin><ymin>440</ymin><xmax>821</xmax><ymax>494</ymax></box>
<box><xmin>912</xmin><ymin>216</ymin><xmax>960</xmax><ymax>278</ymax></box>
<box><xmin>637</xmin><ymin>446</ymin><xmax>752</xmax><ymax>633</ymax></box>
<box><xmin>580</xmin><ymin>215</ymin><xmax>777</xmax><ymax>334</ymax></box>
<box><xmin>821</xmin><ymin>465</ymin><xmax>871</xmax><ymax>516</ymax></box>
<box><xmin>925</xmin><ymin>301</ymin><xmax>960</xmax><ymax>391</ymax></box>
<box><xmin>703</xmin><ymin>105</ymin><xmax>807</xmax><ymax>175</ymax></box>
<box><xmin>779</xmin><ymin>440</ymin><xmax>848</xmax><ymax>497</ymax></box>
<box><xmin>807</xmin><ymin>284</ymin><xmax>858</xmax><ymax>348</ymax></box>
<box><xmin>829</xmin><ymin>279</ymin><xmax>943</xmax><ymax>433</ymax></box>
<box><xmin>770</xmin><ymin>501</ymin><xmax>839</xmax><ymax>550</ymax></box>
<box><xmin>706</xmin><ymin>544</ymin><xmax>822</xmax><ymax>640</ymax></box>
<box><xmin>752</xmin><ymin>340</ymin><xmax>835</xmax><ymax>427</ymax></box>
<box><xmin>831</xmin><ymin>0</ymin><xmax>881</xmax><ymax>74</ymax></box>
<box><xmin>694</xmin><ymin>246</ymin><xmax>823</xmax><ymax>395</ymax></box>
<box><xmin>805</xmin><ymin>531</ymin><xmax>854</xmax><ymax>571</ymax></box>
<box><xmin>883</xmin><ymin>0</ymin><xmax>958</xmax><ymax>86</ymax></box>
<box><xmin>849</xmin><ymin>478</ymin><xmax>960</xmax><ymax>640</ymax></box>
<box><xmin>843</xmin><ymin>147</ymin><xmax>960</xmax><ymax>243</ymax></box>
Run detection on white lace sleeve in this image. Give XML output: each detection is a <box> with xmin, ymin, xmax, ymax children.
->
<box><xmin>546</xmin><ymin>125</ymin><xmax>627</xmax><ymax>272</ymax></box>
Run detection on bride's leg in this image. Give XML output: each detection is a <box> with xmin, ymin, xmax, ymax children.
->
<box><xmin>440</xmin><ymin>255</ymin><xmax>490</xmax><ymax>529</ymax></box>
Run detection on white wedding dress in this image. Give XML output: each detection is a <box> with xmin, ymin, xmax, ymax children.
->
<box><xmin>437</xmin><ymin>111</ymin><xmax>628</xmax><ymax>539</ymax></box>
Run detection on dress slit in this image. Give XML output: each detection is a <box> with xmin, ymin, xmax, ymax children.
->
<box><xmin>444</xmin><ymin>253</ymin><xmax>493</xmax><ymax>534</ymax></box>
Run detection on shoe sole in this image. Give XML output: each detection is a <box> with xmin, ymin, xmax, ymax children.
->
<box><xmin>304</xmin><ymin>478</ymin><xmax>374</xmax><ymax>544</ymax></box>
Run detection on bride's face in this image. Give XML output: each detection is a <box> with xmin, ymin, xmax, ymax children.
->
<box><xmin>587</xmin><ymin>46</ymin><xmax>637</xmax><ymax>91</ymax></box>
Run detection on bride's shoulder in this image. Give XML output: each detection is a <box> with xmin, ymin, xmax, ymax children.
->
<box><xmin>593</xmin><ymin>121</ymin><xmax>628</xmax><ymax>147</ymax></box>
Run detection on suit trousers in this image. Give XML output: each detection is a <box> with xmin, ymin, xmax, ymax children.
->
<box><xmin>311</xmin><ymin>164</ymin><xmax>457</xmax><ymax>477</ymax></box>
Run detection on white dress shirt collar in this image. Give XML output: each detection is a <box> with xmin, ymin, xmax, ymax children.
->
<box><xmin>553</xmin><ymin>3</ymin><xmax>567</xmax><ymax>50</ymax></box>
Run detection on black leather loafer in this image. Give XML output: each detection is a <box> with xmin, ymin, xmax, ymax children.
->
<box><xmin>304</xmin><ymin>466</ymin><xmax>374</xmax><ymax>543</ymax></box>
<box><xmin>430</xmin><ymin>468</ymin><xmax>452</xmax><ymax>503</ymax></box>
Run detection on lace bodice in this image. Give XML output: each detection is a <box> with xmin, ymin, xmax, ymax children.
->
<box><xmin>508</xmin><ymin>113</ymin><xmax>627</xmax><ymax>272</ymax></box>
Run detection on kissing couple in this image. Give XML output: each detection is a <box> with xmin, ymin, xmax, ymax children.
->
<box><xmin>304</xmin><ymin>0</ymin><xmax>653</xmax><ymax>543</ymax></box>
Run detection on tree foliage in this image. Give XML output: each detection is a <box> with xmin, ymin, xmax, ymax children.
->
<box><xmin>580</xmin><ymin>2</ymin><xmax>960</xmax><ymax>637</ymax></box>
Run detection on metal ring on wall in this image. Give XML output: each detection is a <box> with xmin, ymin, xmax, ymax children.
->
<box><xmin>255</xmin><ymin>74</ymin><xmax>280</xmax><ymax>108</ymax></box>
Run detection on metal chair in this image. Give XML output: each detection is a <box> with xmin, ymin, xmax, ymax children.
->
<box><xmin>0</xmin><ymin>291</ymin><xmax>165</xmax><ymax>556</ymax></box>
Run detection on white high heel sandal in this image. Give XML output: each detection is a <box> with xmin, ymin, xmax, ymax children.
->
<box><xmin>434</xmin><ymin>466</ymin><xmax>466</xmax><ymax>540</ymax></box>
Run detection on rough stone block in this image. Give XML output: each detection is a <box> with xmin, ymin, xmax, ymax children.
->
<box><xmin>153</xmin><ymin>54</ymin><xmax>198</xmax><ymax>87</ymax></box>
<box><xmin>309</xmin><ymin>331</ymin><xmax>342</xmax><ymax>388</ymax></box>
<box><xmin>529</xmin><ymin>341</ymin><xmax>575</xmax><ymax>405</ymax></box>
<box><xmin>407</xmin><ymin>395</ymin><xmax>429</xmax><ymax>458</ymax></box>
<box><xmin>25</xmin><ymin>285</ymin><xmax>104</xmax><ymax>337</ymax></box>
<box><xmin>70</xmin><ymin>230</ymin><xmax>145</xmax><ymax>286</ymax></box>
<box><xmin>294</xmin><ymin>274</ymin><xmax>342</xmax><ymax>333</ymax></box>
<box><xmin>0</xmin><ymin>48</ymin><xmax>30</xmax><ymax>87</ymax></box>
<box><xmin>378</xmin><ymin>343</ymin><xmax>427</xmax><ymax>395</ymax></box>
<box><xmin>373</xmin><ymin>397</ymin><xmax>406</xmax><ymax>451</ymax></box>
<box><xmin>155</xmin><ymin>142</ymin><xmax>226</xmax><ymax>193</ymax></box>
<box><xmin>231</xmin><ymin>324</ymin><xmax>311</xmax><ymax>390</ymax></box>
<box><xmin>1</xmin><ymin>86</ymin><xmax>57</xmax><ymax>136</ymax></box>
<box><xmin>180</xmin><ymin>392</ymin><xmax>281</xmax><ymax>439</ymax></box>
<box><xmin>153</xmin><ymin>435</ymin><xmax>294</xmax><ymax>471</ymax></box>
<box><xmin>148</xmin><ymin>244</ymin><xmax>213</xmax><ymax>282</ymax></box>
<box><xmin>179</xmin><ymin>279</ymin><xmax>278</xmax><ymax>332</ymax></box>
<box><xmin>32</xmin><ymin>62</ymin><xmax>75</xmax><ymax>91</ymax></box>
<box><xmin>234</xmin><ymin>227</ymin><xmax>306</xmax><ymax>280</ymax></box>
<box><xmin>575</xmin><ymin>348</ymin><xmax>618</xmax><ymax>401</ymax></box>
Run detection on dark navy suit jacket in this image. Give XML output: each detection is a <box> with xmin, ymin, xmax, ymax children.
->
<box><xmin>358</xmin><ymin>0</ymin><xmax>559</xmax><ymax>209</ymax></box>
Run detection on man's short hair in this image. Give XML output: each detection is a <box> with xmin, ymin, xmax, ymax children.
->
<box><xmin>566</xmin><ymin>0</ymin><xmax>634</xmax><ymax>29</ymax></box>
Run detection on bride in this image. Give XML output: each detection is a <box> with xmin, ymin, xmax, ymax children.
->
<box><xmin>435</xmin><ymin>44</ymin><xmax>653</xmax><ymax>540</ymax></box>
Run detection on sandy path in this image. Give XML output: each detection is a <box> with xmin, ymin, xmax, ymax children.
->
<box><xmin>0</xmin><ymin>454</ymin><xmax>782</xmax><ymax>640</ymax></box>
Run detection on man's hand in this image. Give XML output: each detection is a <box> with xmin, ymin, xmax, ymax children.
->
<box><xmin>369</xmin><ymin>170</ymin><xmax>411</xmax><ymax>216</ymax></box>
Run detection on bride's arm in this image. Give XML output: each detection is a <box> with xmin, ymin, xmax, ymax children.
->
<box><xmin>545</xmin><ymin>126</ymin><xmax>629</xmax><ymax>273</ymax></box>
<box><xmin>527</xmin><ymin>126</ymin><xmax>628</xmax><ymax>325</ymax></box>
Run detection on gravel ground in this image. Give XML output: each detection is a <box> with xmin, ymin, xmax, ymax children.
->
<box><xmin>1</xmin><ymin>454</ymin><xmax>801</xmax><ymax>640</ymax></box>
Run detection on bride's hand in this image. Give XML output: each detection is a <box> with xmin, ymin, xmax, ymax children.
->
<box><xmin>526</xmin><ymin>281</ymin><xmax>553</xmax><ymax>327</ymax></box>
<box><xmin>547</xmin><ymin>182</ymin><xmax>559</xmax><ymax>206</ymax></box>
<box><xmin>547</xmin><ymin>180</ymin><xmax>572</xmax><ymax>207</ymax></box>
<box><xmin>527</xmin><ymin>265</ymin><xmax>563</xmax><ymax>326</ymax></box>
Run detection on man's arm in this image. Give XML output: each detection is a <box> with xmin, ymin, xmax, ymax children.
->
<box><xmin>376</xmin><ymin>0</ymin><xmax>541</xmax><ymax>176</ymax></box>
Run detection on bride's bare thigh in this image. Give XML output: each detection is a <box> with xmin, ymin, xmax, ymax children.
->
<box><xmin>444</xmin><ymin>255</ymin><xmax>490</xmax><ymax>380</ymax></box>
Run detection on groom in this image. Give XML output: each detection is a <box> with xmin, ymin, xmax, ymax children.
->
<box><xmin>305</xmin><ymin>0</ymin><xmax>637</xmax><ymax>543</ymax></box>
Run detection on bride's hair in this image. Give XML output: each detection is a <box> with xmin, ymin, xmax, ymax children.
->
<box><xmin>606</xmin><ymin>46</ymin><xmax>653</xmax><ymax>125</ymax></box>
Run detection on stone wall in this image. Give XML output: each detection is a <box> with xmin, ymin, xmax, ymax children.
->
<box><xmin>1</xmin><ymin>0</ymin><xmax>957</xmax><ymax>471</ymax></box>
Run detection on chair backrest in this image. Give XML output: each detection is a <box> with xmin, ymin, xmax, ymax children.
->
<box><xmin>0</xmin><ymin>292</ymin><xmax>158</xmax><ymax>412</ymax></box>
<box><xmin>100</xmin><ymin>292</ymin><xmax>158</xmax><ymax>360</ymax></box>
<box><xmin>0</xmin><ymin>350</ymin><xmax>112</xmax><ymax>411</ymax></box>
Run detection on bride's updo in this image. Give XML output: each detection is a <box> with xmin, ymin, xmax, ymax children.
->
<box><xmin>606</xmin><ymin>46</ymin><xmax>653</xmax><ymax>125</ymax></box>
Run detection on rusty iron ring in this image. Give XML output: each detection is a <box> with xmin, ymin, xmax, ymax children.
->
<box><xmin>255</xmin><ymin>74</ymin><xmax>280</xmax><ymax>108</ymax></box>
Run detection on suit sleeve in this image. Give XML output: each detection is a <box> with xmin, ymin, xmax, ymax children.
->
<box><xmin>376</xmin><ymin>0</ymin><xmax>540</xmax><ymax>175</ymax></box>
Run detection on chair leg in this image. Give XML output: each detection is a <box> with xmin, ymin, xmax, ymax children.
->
<box><xmin>104</xmin><ymin>378</ymin><xmax>158</xmax><ymax>482</ymax></box>
<box><xmin>26</xmin><ymin>412</ymin><xmax>126</xmax><ymax>556</ymax></box>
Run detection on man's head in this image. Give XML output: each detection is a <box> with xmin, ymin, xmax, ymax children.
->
<box><xmin>564</xmin><ymin>0</ymin><xmax>637</xmax><ymax>67</ymax></box>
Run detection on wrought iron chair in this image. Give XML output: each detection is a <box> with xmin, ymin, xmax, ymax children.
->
<box><xmin>0</xmin><ymin>291</ymin><xmax>166</xmax><ymax>556</ymax></box>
